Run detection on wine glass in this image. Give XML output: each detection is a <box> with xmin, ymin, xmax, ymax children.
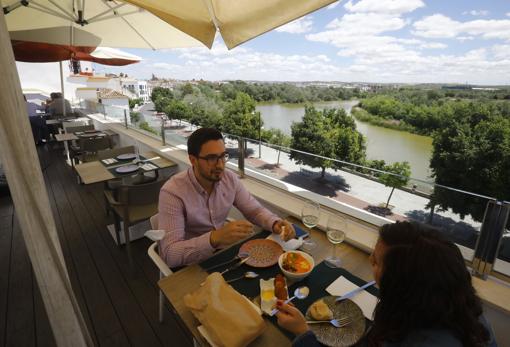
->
<box><xmin>300</xmin><ymin>200</ymin><xmax>320</xmax><ymax>252</ymax></box>
<box><xmin>325</xmin><ymin>215</ymin><xmax>347</xmax><ymax>268</ymax></box>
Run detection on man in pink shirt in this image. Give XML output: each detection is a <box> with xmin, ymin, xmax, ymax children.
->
<box><xmin>159</xmin><ymin>128</ymin><xmax>295</xmax><ymax>268</ymax></box>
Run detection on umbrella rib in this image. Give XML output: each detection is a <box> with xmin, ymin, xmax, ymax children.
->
<box><xmin>202</xmin><ymin>0</ymin><xmax>220</xmax><ymax>31</ymax></box>
<box><xmin>86</xmin><ymin>2</ymin><xmax>126</xmax><ymax>23</ymax></box>
<box><xmin>87</xmin><ymin>9</ymin><xmax>139</xmax><ymax>23</ymax></box>
<box><xmin>46</xmin><ymin>0</ymin><xmax>78</xmax><ymax>20</ymax></box>
<box><xmin>27</xmin><ymin>1</ymin><xmax>76</xmax><ymax>21</ymax></box>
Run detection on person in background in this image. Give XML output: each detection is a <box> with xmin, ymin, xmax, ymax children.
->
<box><xmin>158</xmin><ymin>127</ymin><xmax>295</xmax><ymax>268</ymax></box>
<box><xmin>24</xmin><ymin>95</ymin><xmax>48</xmax><ymax>145</ymax></box>
<box><xmin>277</xmin><ymin>221</ymin><xmax>497</xmax><ymax>347</ymax></box>
<box><xmin>47</xmin><ymin>92</ymin><xmax>72</xmax><ymax>118</ymax></box>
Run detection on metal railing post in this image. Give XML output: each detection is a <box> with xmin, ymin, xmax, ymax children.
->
<box><xmin>238</xmin><ymin>136</ymin><xmax>245</xmax><ymax>178</ymax></box>
<box><xmin>161</xmin><ymin>116</ymin><xmax>166</xmax><ymax>146</ymax></box>
<box><xmin>123</xmin><ymin>109</ymin><xmax>128</xmax><ymax>129</ymax></box>
<box><xmin>472</xmin><ymin>200</ymin><xmax>509</xmax><ymax>279</ymax></box>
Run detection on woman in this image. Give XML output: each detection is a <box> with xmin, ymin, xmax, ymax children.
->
<box><xmin>277</xmin><ymin>221</ymin><xmax>497</xmax><ymax>347</ymax></box>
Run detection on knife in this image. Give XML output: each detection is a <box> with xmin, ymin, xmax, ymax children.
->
<box><xmin>335</xmin><ymin>280</ymin><xmax>376</xmax><ymax>302</ymax></box>
<box><xmin>220</xmin><ymin>256</ymin><xmax>251</xmax><ymax>275</ymax></box>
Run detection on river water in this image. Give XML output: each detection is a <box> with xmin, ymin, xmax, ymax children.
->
<box><xmin>256</xmin><ymin>100</ymin><xmax>433</xmax><ymax>182</ymax></box>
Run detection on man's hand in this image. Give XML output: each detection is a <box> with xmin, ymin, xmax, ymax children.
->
<box><xmin>273</xmin><ymin>220</ymin><xmax>296</xmax><ymax>241</ymax></box>
<box><xmin>210</xmin><ymin>220</ymin><xmax>254</xmax><ymax>248</ymax></box>
<box><xmin>275</xmin><ymin>301</ymin><xmax>309</xmax><ymax>336</ymax></box>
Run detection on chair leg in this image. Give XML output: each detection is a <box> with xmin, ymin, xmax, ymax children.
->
<box><xmin>123</xmin><ymin>220</ymin><xmax>134</xmax><ymax>269</ymax></box>
<box><xmin>113</xmin><ymin>214</ymin><xmax>121</xmax><ymax>246</ymax></box>
<box><xmin>159</xmin><ymin>271</ymin><xmax>165</xmax><ymax>323</ymax></box>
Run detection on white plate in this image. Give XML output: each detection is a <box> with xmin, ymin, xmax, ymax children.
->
<box><xmin>116</xmin><ymin>153</ymin><xmax>137</xmax><ymax>160</ymax></box>
<box><xmin>115</xmin><ymin>165</ymin><xmax>139</xmax><ymax>174</ymax></box>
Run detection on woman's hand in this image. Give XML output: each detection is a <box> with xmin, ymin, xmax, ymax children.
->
<box><xmin>275</xmin><ymin>300</ymin><xmax>309</xmax><ymax>336</ymax></box>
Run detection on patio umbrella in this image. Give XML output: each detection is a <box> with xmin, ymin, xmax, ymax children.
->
<box><xmin>4</xmin><ymin>0</ymin><xmax>337</xmax><ymax>49</ymax></box>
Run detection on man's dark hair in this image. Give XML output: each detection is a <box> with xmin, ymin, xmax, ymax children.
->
<box><xmin>187</xmin><ymin>128</ymin><xmax>224</xmax><ymax>157</ymax></box>
<box><xmin>368</xmin><ymin>221</ymin><xmax>490</xmax><ymax>347</ymax></box>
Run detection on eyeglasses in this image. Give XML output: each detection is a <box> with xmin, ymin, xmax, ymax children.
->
<box><xmin>198</xmin><ymin>152</ymin><xmax>229</xmax><ymax>165</ymax></box>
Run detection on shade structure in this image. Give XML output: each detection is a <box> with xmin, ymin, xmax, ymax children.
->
<box><xmin>12</xmin><ymin>41</ymin><xmax>141</xmax><ymax>66</ymax></box>
<box><xmin>4</xmin><ymin>0</ymin><xmax>337</xmax><ymax>50</ymax></box>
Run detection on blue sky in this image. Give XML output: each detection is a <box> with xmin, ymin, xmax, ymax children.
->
<box><xmin>17</xmin><ymin>0</ymin><xmax>510</xmax><ymax>88</ymax></box>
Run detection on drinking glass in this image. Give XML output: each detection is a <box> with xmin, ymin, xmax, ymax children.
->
<box><xmin>325</xmin><ymin>215</ymin><xmax>347</xmax><ymax>268</ymax></box>
<box><xmin>300</xmin><ymin>200</ymin><xmax>320</xmax><ymax>252</ymax></box>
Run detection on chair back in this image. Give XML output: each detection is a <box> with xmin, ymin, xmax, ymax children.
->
<box><xmin>64</xmin><ymin>124</ymin><xmax>93</xmax><ymax>133</ymax></box>
<box><xmin>97</xmin><ymin>146</ymin><xmax>136</xmax><ymax>161</ymax></box>
<box><xmin>117</xmin><ymin>179</ymin><xmax>166</xmax><ymax>206</ymax></box>
<box><xmin>150</xmin><ymin>214</ymin><xmax>159</xmax><ymax>229</ymax></box>
<box><xmin>80</xmin><ymin>136</ymin><xmax>112</xmax><ymax>153</ymax></box>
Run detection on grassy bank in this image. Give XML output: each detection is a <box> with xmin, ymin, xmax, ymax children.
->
<box><xmin>351</xmin><ymin>107</ymin><xmax>417</xmax><ymax>134</ymax></box>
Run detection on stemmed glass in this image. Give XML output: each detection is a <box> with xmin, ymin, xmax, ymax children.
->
<box><xmin>325</xmin><ymin>215</ymin><xmax>347</xmax><ymax>268</ymax></box>
<box><xmin>300</xmin><ymin>200</ymin><xmax>320</xmax><ymax>252</ymax></box>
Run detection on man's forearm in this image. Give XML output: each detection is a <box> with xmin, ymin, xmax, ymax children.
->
<box><xmin>160</xmin><ymin>231</ymin><xmax>215</xmax><ymax>268</ymax></box>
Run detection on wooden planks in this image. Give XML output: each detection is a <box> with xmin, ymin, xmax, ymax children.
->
<box><xmin>1</xmin><ymin>145</ymin><xmax>193</xmax><ymax>347</ymax></box>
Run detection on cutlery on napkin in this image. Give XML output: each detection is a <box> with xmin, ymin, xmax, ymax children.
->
<box><xmin>220</xmin><ymin>257</ymin><xmax>251</xmax><ymax>275</ymax></box>
<box><xmin>326</xmin><ymin>276</ymin><xmax>378</xmax><ymax>320</ymax></box>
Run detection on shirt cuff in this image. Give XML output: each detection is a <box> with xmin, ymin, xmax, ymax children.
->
<box><xmin>268</xmin><ymin>216</ymin><xmax>280</xmax><ymax>233</ymax></box>
<box><xmin>199</xmin><ymin>231</ymin><xmax>216</xmax><ymax>253</ymax></box>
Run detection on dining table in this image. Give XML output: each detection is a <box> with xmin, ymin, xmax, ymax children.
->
<box><xmin>74</xmin><ymin>150</ymin><xmax>177</xmax><ymax>185</ymax></box>
<box><xmin>158</xmin><ymin>219</ymin><xmax>376</xmax><ymax>347</ymax></box>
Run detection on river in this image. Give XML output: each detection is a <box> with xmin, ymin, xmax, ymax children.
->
<box><xmin>256</xmin><ymin>100</ymin><xmax>433</xmax><ymax>183</ymax></box>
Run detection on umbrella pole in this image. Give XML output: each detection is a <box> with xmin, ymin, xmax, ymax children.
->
<box><xmin>0</xmin><ymin>9</ymin><xmax>92</xmax><ymax>347</ymax></box>
<box><xmin>59</xmin><ymin>61</ymin><xmax>66</xmax><ymax>117</ymax></box>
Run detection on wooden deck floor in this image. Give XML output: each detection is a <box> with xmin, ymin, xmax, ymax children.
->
<box><xmin>0</xmin><ymin>145</ymin><xmax>193</xmax><ymax>347</ymax></box>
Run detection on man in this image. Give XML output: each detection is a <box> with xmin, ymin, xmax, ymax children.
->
<box><xmin>159</xmin><ymin>128</ymin><xmax>295</xmax><ymax>268</ymax></box>
<box><xmin>48</xmin><ymin>92</ymin><xmax>72</xmax><ymax>117</ymax></box>
<box><xmin>24</xmin><ymin>95</ymin><xmax>47</xmax><ymax>145</ymax></box>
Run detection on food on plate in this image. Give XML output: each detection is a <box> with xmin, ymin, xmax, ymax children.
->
<box><xmin>282</xmin><ymin>252</ymin><xmax>312</xmax><ymax>273</ymax></box>
<box><xmin>260</xmin><ymin>279</ymin><xmax>276</xmax><ymax>314</ymax></box>
<box><xmin>274</xmin><ymin>274</ymin><xmax>288</xmax><ymax>300</ymax></box>
<box><xmin>309</xmin><ymin>299</ymin><xmax>333</xmax><ymax>320</ymax></box>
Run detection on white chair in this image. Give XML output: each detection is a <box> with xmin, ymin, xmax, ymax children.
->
<box><xmin>145</xmin><ymin>214</ymin><xmax>172</xmax><ymax>323</ymax></box>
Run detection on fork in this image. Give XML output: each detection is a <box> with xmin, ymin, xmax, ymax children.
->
<box><xmin>204</xmin><ymin>252</ymin><xmax>249</xmax><ymax>272</ymax></box>
<box><xmin>306</xmin><ymin>317</ymin><xmax>352</xmax><ymax>328</ymax></box>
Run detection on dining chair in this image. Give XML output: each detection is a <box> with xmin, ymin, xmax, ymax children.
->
<box><xmin>145</xmin><ymin>214</ymin><xmax>173</xmax><ymax>323</ymax></box>
<box><xmin>104</xmin><ymin>179</ymin><xmax>166</xmax><ymax>267</ymax></box>
<box><xmin>76</xmin><ymin>136</ymin><xmax>113</xmax><ymax>163</ymax></box>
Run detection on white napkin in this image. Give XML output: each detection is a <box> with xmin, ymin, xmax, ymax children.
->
<box><xmin>326</xmin><ymin>276</ymin><xmax>378</xmax><ymax>320</ymax></box>
<box><xmin>141</xmin><ymin>163</ymin><xmax>158</xmax><ymax>171</ymax></box>
<box><xmin>101</xmin><ymin>158</ymin><xmax>118</xmax><ymax>165</ymax></box>
<box><xmin>266</xmin><ymin>233</ymin><xmax>303</xmax><ymax>251</ymax></box>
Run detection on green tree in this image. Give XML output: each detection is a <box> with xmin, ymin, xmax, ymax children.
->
<box><xmin>290</xmin><ymin>106</ymin><xmax>335</xmax><ymax>177</ymax></box>
<box><xmin>430</xmin><ymin>115</ymin><xmax>510</xmax><ymax>223</ymax></box>
<box><xmin>379</xmin><ymin>161</ymin><xmax>411</xmax><ymax>208</ymax></box>
<box><xmin>164</xmin><ymin>100</ymin><xmax>191</xmax><ymax>125</ymax></box>
<box><xmin>262</xmin><ymin>128</ymin><xmax>291</xmax><ymax>166</ymax></box>
<box><xmin>154</xmin><ymin>96</ymin><xmax>173</xmax><ymax>113</ymax></box>
<box><xmin>222</xmin><ymin>92</ymin><xmax>262</xmax><ymax>141</ymax></box>
<box><xmin>130</xmin><ymin>111</ymin><xmax>141</xmax><ymax>124</ymax></box>
<box><xmin>151</xmin><ymin>87</ymin><xmax>173</xmax><ymax>102</ymax></box>
<box><xmin>128</xmin><ymin>98</ymin><xmax>143</xmax><ymax>109</ymax></box>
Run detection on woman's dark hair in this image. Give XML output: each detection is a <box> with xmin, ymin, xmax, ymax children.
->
<box><xmin>187</xmin><ymin>128</ymin><xmax>224</xmax><ymax>157</ymax></box>
<box><xmin>368</xmin><ymin>221</ymin><xmax>489</xmax><ymax>347</ymax></box>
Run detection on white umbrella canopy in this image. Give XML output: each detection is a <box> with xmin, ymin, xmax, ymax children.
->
<box><xmin>4</xmin><ymin>0</ymin><xmax>203</xmax><ymax>48</ymax></box>
<box><xmin>4</xmin><ymin>0</ymin><xmax>337</xmax><ymax>49</ymax></box>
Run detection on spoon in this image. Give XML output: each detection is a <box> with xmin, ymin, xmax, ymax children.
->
<box><xmin>270</xmin><ymin>286</ymin><xmax>310</xmax><ymax>316</ymax></box>
<box><xmin>226</xmin><ymin>271</ymin><xmax>259</xmax><ymax>283</ymax></box>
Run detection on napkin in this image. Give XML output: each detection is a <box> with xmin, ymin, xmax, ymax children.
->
<box><xmin>326</xmin><ymin>276</ymin><xmax>378</xmax><ymax>320</ymax></box>
<box><xmin>265</xmin><ymin>233</ymin><xmax>303</xmax><ymax>251</ymax></box>
<box><xmin>184</xmin><ymin>273</ymin><xmax>265</xmax><ymax>347</ymax></box>
<box><xmin>141</xmin><ymin>163</ymin><xmax>158</xmax><ymax>171</ymax></box>
<box><xmin>101</xmin><ymin>158</ymin><xmax>118</xmax><ymax>165</ymax></box>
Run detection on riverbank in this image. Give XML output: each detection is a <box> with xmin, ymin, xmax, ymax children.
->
<box><xmin>351</xmin><ymin>107</ymin><xmax>417</xmax><ymax>133</ymax></box>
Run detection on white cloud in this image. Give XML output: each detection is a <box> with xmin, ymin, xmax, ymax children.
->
<box><xmin>507</xmin><ymin>12</ymin><xmax>510</xmax><ymax>17</ymax></box>
<box><xmin>327</xmin><ymin>2</ymin><xmax>340</xmax><ymax>10</ymax></box>
<box><xmin>275</xmin><ymin>16</ymin><xmax>313</xmax><ymax>34</ymax></box>
<box><xmin>324</xmin><ymin>12</ymin><xmax>406</xmax><ymax>34</ymax></box>
<box><xmin>462</xmin><ymin>10</ymin><xmax>489</xmax><ymax>16</ymax></box>
<box><xmin>413</xmin><ymin>14</ymin><xmax>510</xmax><ymax>40</ymax></box>
<box><xmin>419</xmin><ymin>42</ymin><xmax>447</xmax><ymax>49</ymax></box>
<box><xmin>344</xmin><ymin>0</ymin><xmax>425</xmax><ymax>15</ymax></box>
<box><xmin>492</xmin><ymin>44</ymin><xmax>510</xmax><ymax>59</ymax></box>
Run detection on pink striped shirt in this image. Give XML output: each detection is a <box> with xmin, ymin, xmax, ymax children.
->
<box><xmin>158</xmin><ymin>168</ymin><xmax>279</xmax><ymax>268</ymax></box>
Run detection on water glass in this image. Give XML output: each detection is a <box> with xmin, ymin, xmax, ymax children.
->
<box><xmin>325</xmin><ymin>215</ymin><xmax>347</xmax><ymax>268</ymax></box>
<box><xmin>300</xmin><ymin>200</ymin><xmax>320</xmax><ymax>252</ymax></box>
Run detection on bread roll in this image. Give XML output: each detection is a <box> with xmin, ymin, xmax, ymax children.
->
<box><xmin>310</xmin><ymin>299</ymin><xmax>333</xmax><ymax>320</ymax></box>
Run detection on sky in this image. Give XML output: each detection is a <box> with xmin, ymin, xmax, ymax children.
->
<box><xmin>16</xmin><ymin>0</ymin><xmax>510</xmax><ymax>94</ymax></box>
